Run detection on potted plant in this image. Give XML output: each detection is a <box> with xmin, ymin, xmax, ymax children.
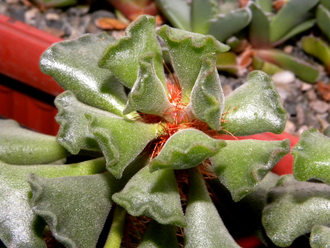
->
<box><xmin>0</xmin><ymin>14</ymin><xmax>304</xmax><ymax>247</ymax></box>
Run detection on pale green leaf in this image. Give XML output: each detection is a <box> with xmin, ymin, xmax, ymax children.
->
<box><xmin>154</xmin><ymin>0</ymin><xmax>191</xmax><ymax>31</ymax></box>
<box><xmin>208</xmin><ymin>7</ymin><xmax>252</xmax><ymax>42</ymax></box>
<box><xmin>184</xmin><ymin>168</ymin><xmax>240</xmax><ymax>248</ymax></box>
<box><xmin>99</xmin><ymin>15</ymin><xmax>165</xmax><ymax>88</ymax></box>
<box><xmin>55</xmin><ymin>91</ymin><xmax>105</xmax><ymax>154</ymax></box>
<box><xmin>112</xmin><ymin>165</ymin><xmax>185</xmax><ymax>227</ymax></box>
<box><xmin>0</xmin><ymin>158</ymin><xmax>106</xmax><ymax>248</ymax></box>
<box><xmin>248</xmin><ymin>2</ymin><xmax>271</xmax><ymax>48</ymax></box>
<box><xmin>123</xmin><ymin>53</ymin><xmax>172</xmax><ymax>117</ymax></box>
<box><xmin>310</xmin><ymin>225</ymin><xmax>330</xmax><ymax>248</ymax></box>
<box><xmin>86</xmin><ymin>111</ymin><xmax>159</xmax><ymax>179</ymax></box>
<box><xmin>0</xmin><ymin>119</ymin><xmax>69</xmax><ymax>164</ymax></box>
<box><xmin>40</xmin><ymin>33</ymin><xmax>127</xmax><ymax>116</ymax></box>
<box><xmin>28</xmin><ymin>173</ymin><xmax>113</xmax><ymax>248</ymax></box>
<box><xmin>191</xmin><ymin>0</ymin><xmax>214</xmax><ymax>34</ymax></box>
<box><xmin>263</xmin><ymin>175</ymin><xmax>330</xmax><ymax>247</ymax></box>
<box><xmin>222</xmin><ymin>70</ymin><xmax>287</xmax><ymax>136</ymax></box>
<box><xmin>254</xmin><ymin>49</ymin><xmax>321</xmax><ymax>83</ymax></box>
<box><xmin>292</xmin><ymin>128</ymin><xmax>330</xmax><ymax>184</ymax></box>
<box><xmin>210</xmin><ymin>139</ymin><xmax>290</xmax><ymax>201</ymax></box>
<box><xmin>269</xmin><ymin>0</ymin><xmax>318</xmax><ymax>43</ymax></box>
<box><xmin>188</xmin><ymin>54</ymin><xmax>225</xmax><ymax>130</ymax></box>
<box><xmin>157</xmin><ymin>25</ymin><xmax>230</xmax><ymax>102</ymax></box>
<box><xmin>149</xmin><ymin>129</ymin><xmax>226</xmax><ymax>172</ymax></box>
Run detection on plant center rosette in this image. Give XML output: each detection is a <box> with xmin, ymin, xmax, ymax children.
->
<box><xmin>1</xmin><ymin>15</ymin><xmax>291</xmax><ymax>248</ymax></box>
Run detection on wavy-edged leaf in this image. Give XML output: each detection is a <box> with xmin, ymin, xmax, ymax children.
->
<box><xmin>222</xmin><ymin>70</ymin><xmax>287</xmax><ymax>136</ymax></box>
<box><xmin>40</xmin><ymin>33</ymin><xmax>127</xmax><ymax>116</ymax></box>
<box><xmin>292</xmin><ymin>128</ymin><xmax>330</xmax><ymax>184</ymax></box>
<box><xmin>210</xmin><ymin>139</ymin><xmax>290</xmax><ymax>202</ymax></box>
<box><xmin>99</xmin><ymin>15</ymin><xmax>165</xmax><ymax>88</ymax></box>
<box><xmin>302</xmin><ymin>36</ymin><xmax>330</xmax><ymax>73</ymax></box>
<box><xmin>254</xmin><ymin>49</ymin><xmax>321</xmax><ymax>83</ymax></box>
<box><xmin>188</xmin><ymin>54</ymin><xmax>225</xmax><ymax>130</ymax></box>
<box><xmin>248</xmin><ymin>2</ymin><xmax>271</xmax><ymax>48</ymax></box>
<box><xmin>55</xmin><ymin>91</ymin><xmax>105</xmax><ymax>154</ymax></box>
<box><xmin>310</xmin><ymin>225</ymin><xmax>330</xmax><ymax>247</ymax></box>
<box><xmin>157</xmin><ymin>25</ymin><xmax>230</xmax><ymax>102</ymax></box>
<box><xmin>138</xmin><ymin>221</ymin><xmax>179</xmax><ymax>248</ymax></box>
<box><xmin>208</xmin><ymin>7</ymin><xmax>252</xmax><ymax>42</ymax></box>
<box><xmin>0</xmin><ymin>158</ymin><xmax>106</xmax><ymax>248</ymax></box>
<box><xmin>86</xmin><ymin>112</ymin><xmax>159</xmax><ymax>178</ymax></box>
<box><xmin>184</xmin><ymin>168</ymin><xmax>240</xmax><ymax>248</ymax></box>
<box><xmin>123</xmin><ymin>53</ymin><xmax>172</xmax><ymax>117</ymax></box>
<box><xmin>263</xmin><ymin>175</ymin><xmax>330</xmax><ymax>247</ymax></box>
<box><xmin>112</xmin><ymin>165</ymin><xmax>185</xmax><ymax>227</ymax></box>
<box><xmin>149</xmin><ymin>129</ymin><xmax>226</xmax><ymax>172</ymax></box>
<box><xmin>28</xmin><ymin>173</ymin><xmax>114</xmax><ymax>248</ymax></box>
<box><xmin>269</xmin><ymin>0</ymin><xmax>318</xmax><ymax>43</ymax></box>
<box><xmin>0</xmin><ymin>119</ymin><xmax>69</xmax><ymax>164</ymax></box>
<box><xmin>154</xmin><ymin>0</ymin><xmax>191</xmax><ymax>31</ymax></box>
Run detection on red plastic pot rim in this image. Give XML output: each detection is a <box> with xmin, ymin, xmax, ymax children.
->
<box><xmin>0</xmin><ymin>14</ymin><xmax>63</xmax><ymax>96</ymax></box>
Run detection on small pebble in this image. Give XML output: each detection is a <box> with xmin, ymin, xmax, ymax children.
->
<box><xmin>307</xmin><ymin>89</ymin><xmax>318</xmax><ymax>101</ymax></box>
<box><xmin>310</xmin><ymin>100</ymin><xmax>329</xmax><ymax>114</ymax></box>
<box><xmin>272</xmin><ymin>71</ymin><xmax>295</xmax><ymax>85</ymax></box>
<box><xmin>285</xmin><ymin>120</ymin><xmax>296</xmax><ymax>134</ymax></box>
<box><xmin>301</xmin><ymin>82</ymin><xmax>313</xmax><ymax>91</ymax></box>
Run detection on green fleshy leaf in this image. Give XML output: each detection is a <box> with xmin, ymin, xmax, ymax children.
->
<box><xmin>149</xmin><ymin>129</ymin><xmax>226</xmax><ymax>172</ymax></box>
<box><xmin>28</xmin><ymin>173</ymin><xmax>113</xmax><ymax>248</ymax></box>
<box><xmin>275</xmin><ymin>19</ymin><xmax>316</xmax><ymax>46</ymax></box>
<box><xmin>292</xmin><ymin>128</ymin><xmax>330</xmax><ymax>184</ymax></box>
<box><xmin>112</xmin><ymin>165</ymin><xmax>185</xmax><ymax>227</ymax></box>
<box><xmin>138</xmin><ymin>221</ymin><xmax>179</xmax><ymax>248</ymax></box>
<box><xmin>248</xmin><ymin>2</ymin><xmax>271</xmax><ymax>48</ymax></box>
<box><xmin>123</xmin><ymin>53</ymin><xmax>172</xmax><ymax>117</ymax></box>
<box><xmin>263</xmin><ymin>175</ymin><xmax>330</xmax><ymax>247</ymax></box>
<box><xmin>321</xmin><ymin>0</ymin><xmax>330</xmax><ymax>10</ymax></box>
<box><xmin>184</xmin><ymin>169</ymin><xmax>240</xmax><ymax>248</ymax></box>
<box><xmin>269</xmin><ymin>0</ymin><xmax>318</xmax><ymax>43</ymax></box>
<box><xmin>310</xmin><ymin>225</ymin><xmax>330</xmax><ymax>247</ymax></box>
<box><xmin>0</xmin><ymin>119</ymin><xmax>69</xmax><ymax>164</ymax></box>
<box><xmin>255</xmin><ymin>0</ymin><xmax>272</xmax><ymax>12</ymax></box>
<box><xmin>222</xmin><ymin>70</ymin><xmax>287</xmax><ymax>136</ymax></box>
<box><xmin>208</xmin><ymin>7</ymin><xmax>252</xmax><ymax>42</ymax></box>
<box><xmin>254</xmin><ymin>49</ymin><xmax>321</xmax><ymax>83</ymax></box>
<box><xmin>302</xmin><ymin>36</ymin><xmax>330</xmax><ymax>73</ymax></box>
<box><xmin>188</xmin><ymin>54</ymin><xmax>225</xmax><ymax>130</ymax></box>
<box><xmin>252</xmin><ymin>56</ymin><xmax>283</xmax><ymax>75</ymax></box>
<box><xmin>0</xmin><ymin>158</ymin><xmax>106</xmax><ymax>248</ymax></box>
<box><xmin>55</xmin><ymin>91</ymin><xmax>104</xmax><ymax>154</ymax></box>
<box><xmin>210</xmin><ymin>139</ymin><xmax>290</xmax><ymax>202</ymax></box>
<box><xmin>99</xmin><ymin>15</ymin><xmax>165</xmax><ymax>89</ymax></box>
<box><xmin>216</xmin><ymin>52</ymin><xmax>240</xmax><ymax>75</ymax></box>
<box><xmin>157</xmin><ymin>25</ymin><xmax>230</xmax><ymax>102</ymax></box>
<box><xmin>86</xmin><ymin>112</ymin><xmax>159</xmax><ymax>178</ymax></box>
<box><xmin>191</xmin><ymin>0</ymin><xmax>214</xmax><ymax>34</ymax></box>
<box><xmin>317</xmin><ymin>4</ymin><xmax>330</xmax><ymax>41</ymax></box>
<box><xmin>40</xmin><ymin>33</ymin><xmax>127</xmax><ymax>116</ymax></box>
<box><xmin>154</xmin><ymin>0</ymin><xmax>191</xmax><ymax>31</ymax></box>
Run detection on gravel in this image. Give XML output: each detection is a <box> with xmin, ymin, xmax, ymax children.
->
<box><xmin>1</xmin><ymin>0</ymin><xmax>330</xmax><ymax>136</ymax></box>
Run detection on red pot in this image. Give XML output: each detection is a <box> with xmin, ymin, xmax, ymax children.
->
<box><xmin>0</xmin><ymin>14</ymin><xmax>63</xmax><ymax>135</ymax></box>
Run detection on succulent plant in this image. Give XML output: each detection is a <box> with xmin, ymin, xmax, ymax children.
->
<box><xmin>248</xmin><ymin>0</ymin><xmax>322</xmax><ymax>83</ymax></box>
<box><xmin>0</xmin><ymin>15</ymin><xmax>292</xmax><ymax>247</ymax></box>
<box><xmin>302</xmin><ymin>0</ymin><xmax>330</xmax><ymax>75</ymax></box>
